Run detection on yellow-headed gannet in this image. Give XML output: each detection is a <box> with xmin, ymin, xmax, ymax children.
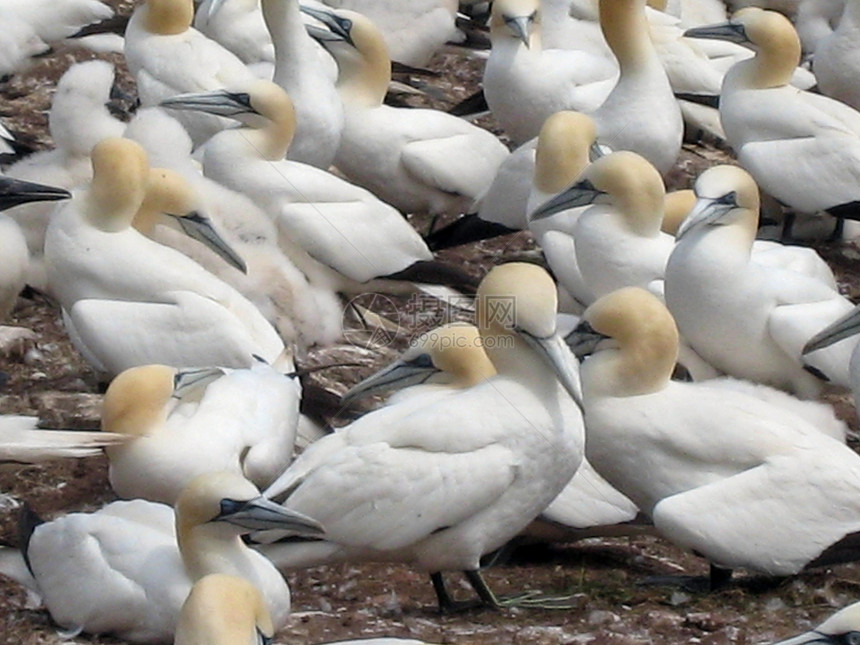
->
<box><xmin>303</xmin><ymin>6</ymin><xmax>510</xmax><ymax>216</ymax></box>
<box><xmin>258</xmin><ymin>263</ymin><xmax>585</xmax><ymax>611</ymax></box>
<box><xmin>664</xmin><ymin>164</ymin><xmax>856</xmax><ymax>397</ymax></box>
<box><xmin>0</xmin><ymin>472</ymin><xmax>323</xmax><ymax>642</ymax></box>
<box><xmin>568</xmin><ymin>286</ymin><xmax>860</xmax><ymax>589</ymax></box>
<box><xmin>124</xmin><ymin>0</ymin><xmax>258</xmax><ymax>147</ymax></box>
<box><xmin>102</xmin><ymin>362</ymin><xmax>299</xmax><ymax>505</ymax></box>
<box><xmin>44</xmin><ymin>137</ymin><xmax>287</xmax><ymax>377</ymax></box>
<box><xmin>685</xmin><ymin>7</ymin><xmax>860</xmax><ymax>231</ymax></box>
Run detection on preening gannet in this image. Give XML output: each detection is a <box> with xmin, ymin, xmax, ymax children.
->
<box><xmin>5</xmin><ymin>60</ymin><xmax>126</xmax><ymax>290</ymax></box>
<box><xmin>685</xmin><ymin>7</ymin><xmax>860</xmax><ymax>227</ymax></box>
<box><xmin>102</xmin><ymin>362</ymin><xmax>299</xmax><ymax>505</ymax></box>
<box><xmin>814</xmin><ymin>0</ymin><xmax>860</xmax><ymax>111</ymax></box>
<box><xmin>568</xmin><ymin>286</ymin><xmax>860</xmax><ymax>587</ymax></box>
<box><xmin>664</xmin><ymin>164</ymin><xmax>856</xmax><ymax>397</ymax></box>
<box><xmin>304</xmin><ymin>6</ymin><xmax>510</xmax><ymax>216</ymax></box>
<box><xmin>124</xmin><ymin>108</ymin><xmax>343</xmax><ymax>350</ymax></box>
<box><xmin>161</xmin><ymin>81</ymin><xmax>473</xmax><ymax>294</ymax></box>
<box><xmin>0</xmin><ymin>472</ymin><xmax>323</xmax><ymax>642</ymax></box>
<box><xmin>768</xmin><ymin>600</ymin><xmax>860</xmax><ymax>645</ymax></box>
<box><xmin>532</xmin><ymin>150</ymin><xmax>673</xmax><ymax>300</ymax></box>
<box><xmin>194</xmin><ymin>0</ymin><xmax>275</xmax><ymax>67</ymax></box>
<box><xmin>259</xmin><ymin>263</ymin><xmax>585</xmax><ymax>611</ymax></box>
<box><xmin>124</xmin><ymin>0</ymin><xmax>258</xmax><ymax>147</ymax></box>
<box><xmin>482</xmin><ymin>0</ymin><xmax>616</xmax><ymax>145</ymax></box>
<box><xmin>44</xmin><ymin>137</ymin><xmax>287</xmax><ymax>377</ymax></box>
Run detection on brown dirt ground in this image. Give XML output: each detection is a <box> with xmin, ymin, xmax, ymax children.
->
<box><xmin>4</xmin><ymin>2</ymin><xmax>860</xmax><ymax>645</ymax></box>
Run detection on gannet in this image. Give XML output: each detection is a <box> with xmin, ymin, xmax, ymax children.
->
<box><xmin>125</xmin><ymin>108</ymin><xmax>343</xmax><ymax>350</ymax></box>
<box><xmin>685</xmin><ymin>7</ymin><xmax>860</xmax><ymax>228</ymax></box>
<box><xmin>482</xmin><ymin>0</ymin><xmax>617</xmax><ymax>145</ymax></box>
<box><xmin>343</xmin><ymin>321</ymin><xmax>640</xmax><ymax>540</ymax></box>
<box><xmin>161</xmin><ymin>81</ymin><xmax>473</xmax><ymax>294</ymax></box>
<box><xmin>532</xmin><ymin>151</ymin><xmax>673</xmax><ymax>300</ymax></box>
<box><xmin>5</xmin><ymin>60</ymin><xmax>126</xmax><ymax>290</ymax></box>
<box><xmin>259</xmin><ymin>263</ymin><xmax>585</xmax><ymax>610</ymax></box>
<box><xmin>124</xmin><ymin>0</ymin><xmax>258</xmax><ymax>147</ymax></box>
<box><xmin>768</xmin><ymin>600</ymin><xmax>860</xmax><ymax>645</ymax></box>
<box><xmin>0</xmin><ymin>472</ymin><xmax>323</xmax><ymax>642</ymax></box>
<box><xmin>664</xmin><ymin>164</ymin><xmax>857</xmax><ymax>398</ymax></box>
<box><xmin>102</xmin><ymin>362</ymin><xmax>299</xmax><ymax>505</ymax></box>
<box><xmin>568</xmin><ymin>286</ymin><xmax>860</xmax><ymax>588</ymax></box>
<box><xmin>814</xmin><ymin>0</ymin><xmax>860</xmax><ymax>110</ymax></box>
<box><xmin>0</xmin><ymin>0</ymin><xmax>113</xmax><ymax>43</ymax></box>
<box><xmin>0</xmin><ymin>9</ymin><xmax>48</xmax><ymax>78</ymax></box>
<box><xmin>44</xmin><ymin>137</ymin><xmax>287</xmax><ymax>377</ymax></box>
<box><xmin>794</xmin><ymin>0</ymin><xmax>843</xmax><ymax>53</ymax></box>
<box><xmin>304</xmin><ymin>6</ymin><xmax>510</xmax><ymax>216</ymax></box>
<box><xmin>804</xmin><ymin>303</ymin><xmax>860</xmax><ymax>414</ymax></box>
<box><xmin>0</xmin><ymin>414</ymin><xmax>125</xmax><ymax>469</ymax></box>
<box><xmin>194</xmin><ymin>0</ymin><xmax>275</xmax><ymax>68</ymax></box>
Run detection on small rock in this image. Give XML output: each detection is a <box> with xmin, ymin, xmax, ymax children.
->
<box><xmin>588</xmin><ymin>610</ymin><xmax>619</xmax><ymax>626</ymax></box>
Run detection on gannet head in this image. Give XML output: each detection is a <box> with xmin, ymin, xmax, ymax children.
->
<box><xmin>161</xmin><ymin>80</ymin><xmax>297</xmax><ymax>159</ymax></box>
<box><xmin>769</xmin><ymin>601</ymin><xmax>860</xmax><ymax>645</ymax></box>
<box><xmin>477</xmin><ymin>262</ymin><xmax>582</xmax><ymax>405</ymax></box>
<box><xmin>341</xmin><ymin>323</ymin><xmax>496</xmax><ymax>403</ymax></box>
<box><xmin>136</xmin><ymin>168</ymin><xmax>247</xmax><ymax>273</ymax></box>
<box><xmin>176</xmin><ymin>471</ymin><xmax>325</xmax><ymax>541</ymax></box>
<box><xmin>0</xmin><ymin>176</ymin><xmax>70</xmax><ymax>212</ymax></box>
<box><xmin>567</xmin><ymin>287</ymin><xmax>678</xmax><ymax>395</ymax></box>
<box><xmin>301</xmin><ymin>6</ymin><xmax>390</xmax><ymax>106</ymax></box>
<box><xmin>533</xmin><ymin>111</ymin><xmax>597</xmax><ymax>196</ymax></box>
<box><xmin>532</xmin><ymin>151</ymin><xmax>665</xmax><ymax>235</ymax></box>
<box><xmin>684</xmin><ymin>8</ymin><xmax>801</xmax><ymax>84</ymax></box>
<box><xmin>174</xmin><ymin>574</ymin><xmax>274</xmax><ymax>645</ymax></box>
<box><xmin>490</xmin><ymin>0</ymin><xmax>540</xmax><ymax>48</ymax></box>
<box><xmin>86</xmin><ymin>137</ymin><xmax>149</xmax><ymax>232</ymax></box>
<box><xmin>143</xmin><ymin>0</ymin><xmax>194</xmax><ymax>35</ymax></box>
<box><xmin>676</xmin><ymin>165</ymin><xmax>759</xmax><ymax>241</ymax></box>
<box><xmin>660</xmin><ymin>189</ymin><xmax>696</xmax><ymax>236</ymax></box>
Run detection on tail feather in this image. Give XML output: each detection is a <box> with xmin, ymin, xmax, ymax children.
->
<box><xmin>0</xmin><ymin>417</ymin><xmax>127</xmax><ymax>465</ymax></box>
<box><xmin>382</xmin><ymin>259</ymin><xmax>479</xmax><ymax>294</ymax></box>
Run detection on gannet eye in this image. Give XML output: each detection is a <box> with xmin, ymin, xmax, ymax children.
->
<box><xmin>718</xmin><ymin>191</ymin><xmax>738</xmax><ymax>206</ymax></box>
<box><xmin>528</xmin><ymin>11</ymin><xmax>537</xmax><ymax>21</ymax></box>
<box><xmin>339</xmin><ymin>17</ymin><xmax>352</xmax><ymax>33</ymax></box>
<box><xmin>412</xmin><ymin>353</ymin><xmax>434</xmax><ymax>368</ymax></box>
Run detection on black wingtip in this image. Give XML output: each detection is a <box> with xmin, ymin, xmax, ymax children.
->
<box><xmin>448</xmin><ymin>88</ymin><xmax>489</xmax><ymax>117</ymax></box>
<box><xmin>18</xmin><ymin>502</ymin><xmax>45</xmax><ymax>575</ymax></box>
<box><xmin>383</xmin><ymin>259</ymin><xmax>480</xmax><ymax>294</ymax></box>
<box><xmin>424</xmin><ymin>213</ymin><xmax>518</xmax><ymax>252</ymax></box>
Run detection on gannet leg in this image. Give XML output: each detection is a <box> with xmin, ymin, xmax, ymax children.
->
<box><xmin>465</xmin><ymin>569</ymin><xmax>582</xmax><ymax>610</ymax></box>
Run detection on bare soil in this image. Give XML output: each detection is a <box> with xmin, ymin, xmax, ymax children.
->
<box><xmin>3</xmin><ymin>3</ymin><xmax>860</xmax><ymax>644</ymax></box>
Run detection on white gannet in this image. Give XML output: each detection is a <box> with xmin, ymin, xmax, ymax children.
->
<box><xmin>0</xmin><ymin>414</ymin><xmax>125</xmax><ymax>469</ymax></box>
<box><xmin>532</xmin><ymin>150</ymin><xmax>673</xmax><ymax>301</ymax></box>
<box><xmin>102</xmin><ymin>362</ymin><xmax>299</xmax><ymax>505</ymax></box>
<box><xmin>0</xmin><ymin>472</ymin><xmax>323</xmax><ymax>642</ymax></box>
<box><xmin>44</xmin><ymin>137</ymin><xmax>287</xmax><ymax>377</ymax></box>
<box><xmin>125</xmin><ymin>108</ymin><xmax>343</xmax><ymax>350</ymax></box>
<box><xmin>160</xmin><ymin>81</ymin><xmax>474</xmax><ymax>294</ymax></box>
<box><xmin>804</xmin><ymin>303</ymin><xmax>860</xmax><ymax>414</ymax></box>
<box><xmin>814</xmin><ymin>0</ymin><xmax>860</xmax><ymax>111</ymax></box>
<box><xmin>303</xmin><ymin>6</ymin><xmax>510</xmax><ymax>216</ymax></box>
<box><xmin>567</xmin><ymin>286</ymin><xmax>860</xmax><ymax>588</ymax></box>
<box><xmin>194</xmin><ymin>0</ymin><xmax>275</xmax><ymax>68</ymax></box>
<box><xmin>794</xmin><ymin>0</ymin><xmax>844</xmax><ymax>54</ymax></box>
<box><xmin>5</xmin><ymin>60</ymin><xmax>126</xmax><ymax>290</ymax></box>
<box><xmin>343</xmin><ymin>321</ymin><xmax>640</xmax><ymax>541</ymax></box>
<box><xmin>259</xmin><ymin>263</ymin><xmax>585</xmax><ymax>610</ymax></box>
<box><xmin>767</xmin><ymin>601</ymin><xmax>860</xmax><ymax>645</ymax></box>
<box><xmin>0</xmin><ymin>10</ymin><xmax>48</xmax><ymax>78</ymax></box>
<box><xmin>482</xmin><ymin>0</ymin><xmax>616</xmax><ymax>145</ymax></box>
<box><xmin>124</xmin><ymin>0</ymin><xmax>258</xmax><ymax>147</ymax></box>
<box><xmin>664</xmin><ymin>164</ymin><xmax>857</xmax><ymax>398</ymax></box>
<box><xmin>685</xmin><ymin>7</ymin><xmax>860</xmax><ymax>229</ymax></box>
<box><xmin>0</xmin><ymin>0</ymin><xmax>113</xmax><ymax>43</ymax></box>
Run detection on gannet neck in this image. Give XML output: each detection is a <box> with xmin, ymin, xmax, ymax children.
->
<box><xmin>582</xmin><ymin>287</ymin><xmax>678</xmax><ymax>396</ymax></box>
<box><xmin>534</xmin><ymin>111</ymin><xmax>595</xmax><ymax>194</ymax></box>
<box><xmin>174</xmin><ymin>574</ymin><xmax>274</xmax><ymax>645</ymax></box>
<box><xmin>732</xmin><ymin>8</ymin><xmax>801</xmax><ymax>88</ymax></box>
<box><xmin>421</xmin><ymin>323</ymin><xmax>497</xmax><ymax>388</ymax></box>
<box><xmin>101</xmin><ymin>364</ymin><xmax>175</xmax><ymax>438</ymax></box>
<box><xmin>334</xmin><ymin>10</ymin><xmax>390</xmax><ymax>107</ymax></box>
<box><xmin>261</xmin><ymin>0</ymin><xmax>310</xmax><ymax>77</ymax></box>
<box><xmin>144</xmin><ymin>0</ymin><xmax>194</xmax><ymax>35</ymax></box>
<box><xmin>600</xmin><ymin>0</ymin><xmax>657</xmax><ymax>70</ymax></box>
<box><xmin>85</xmin><ymin>138</ymin><xmax>149</xmax><ymax>232</ymax></box>
<box><xmin>661</xmin><ymin>189</ymin><xmax>696</xmax><ymax>236</ymax></box>
<box><xmin>243</xmin><ymin>81</ymin><xmax>297</xmax><ymax>159</ymax></box>
<box><xmin>133</xmin><ymin>168</ymin><xmax>195</xmax><ymax>236</ymax></box>
<box><xmin>646</xmin><ymin>0</ymin><xmax>667</xmax><ymax>11</ymax></box>
<box><xmin>590</xmin><ymin>151</ymin><xmax>666</xmax><ymax>236</ymax></box>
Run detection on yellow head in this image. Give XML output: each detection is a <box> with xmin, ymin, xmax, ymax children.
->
<box><xmin>101</xmin><ymin>364</ymin><xmax>176</xmax><ymax>438</ymax></box>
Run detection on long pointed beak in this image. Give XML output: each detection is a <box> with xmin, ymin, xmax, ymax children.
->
<box><xmin>674</xmin><ymin>196</ymin><xmax>730</xmax><ymax>240</ymax></box>
<box><xmin>341</xmin><ymin>357</ymin><xmax>440</xmax><ymax>404</ymax></box>
<box><xmin>217</xmin><ymin>496</ymin><xmax>325</xmax><ymax>536</ymax></box>
<box><xmin>0</xmin><ymin>176</ymin><xmax>71</xmax><ymax>211</ymax></box>
<box><xmin>529</xmin><ymin>179</ymin><xmax>604</xmax><ymax>221</ymax></box>
<box><xmin>803</xmin><ymin>305</ymin><xmax>860</xmax><ymax>354</ymax></box>
<box><xmin>684</xmin><ymin>21</ymin><xmax>749</xmax><ymax>44</ymax></box>
<box><xmin>589</xmin><ymin>142</ymin><xmax>609</xmax><ymax>161</ymax></box>
<box><xmin>169</xmin><ymin>211</ymin><xmax>247</xmax><ymax>274</ymax></box>
<box><xmin>505</xmin><ymin>15</ymin><xmax>533</xmax><ymax>47</ymax></box>
<box><xmin>300</xmin><ymin>5</ymin><xmax>353</xmax><ymax>44</ymax></box>
<box><xmin>769</xmin><ymin>631</ymin><xmax>838</xmax><ymax>645</ymax></box>
<box><xmin>160</xmin><ymin>90</ymin><xmax>255</xmax><ymax>119</ymax></box>
<box><xmin>519</xmin><ymin>329</ymin><xmax>583</xmax><ymax>407</ymax></box>
<box><xmin>564</xmin><ymin>320</ymin><xmax>610</xmax><ymax>361</ymax></box>
<box><xmin>173</xmin><ymin>366</ymin><xmax>226</xmax><ymax>396</ymax></box>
